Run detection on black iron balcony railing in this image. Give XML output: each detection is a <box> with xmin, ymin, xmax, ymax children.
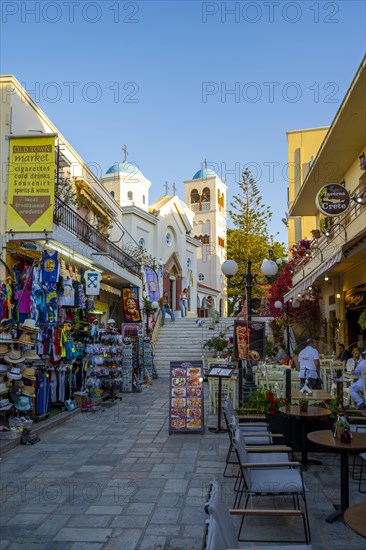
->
<box><xmin>53</xmin><ymin>197</ymin><xmax>141</xmax><ymax>276</ymax></box>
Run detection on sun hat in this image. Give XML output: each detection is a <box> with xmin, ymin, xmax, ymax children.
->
<box><xmin>107</xmin><ymin>319</ymin><xmax>116</xmax><ymax>325</ymax></box>
<box><xmin>0</xmin><ymin>319</ymin><xmax>15</xmax><ymax>332</ymax></box>
<box><xmin>22</xmin><ymin>367</ymin><xmax>37</xmax><ymax>381</ymax></box>
<box><xmin>0</xmin><ymin>398</ymin><xmax>13</xmax><ymax>411</ymax></box>
<box><xmin>7</xmin><ymin>366</ymin><xmax>22</xmax><ymax>380</ymax></box>
<box><xmin>18</xmin><ymin>333</ymin><xmax>36</xmax><ymax>346</ymax></box>
<box><xmin>22</xmin><ymin>349</ymin><xmax>40</xmax><ymax>362</ymax></box>
<box><xmin>4</xmin><ymin>350</ymin><xmax>25</xmax><ymax>364</ymax></box>
<box><xmin>19</xmin><ymin>319</ymin><xmax>39</xmax><ymax>333</ymax></box>
<box><xmin>0</xmin><ymin>364</ymin><xmax>8</xmax><ymax>374</ymax></box>
<box><xmin>0</xmin><ymin>344</ymin><xmax>9</xmax><ymax>356</ymax></box>
<box><xmin>14</xmin><ymin>380</ymin><xmax>24</xmax><ymax>387</ymax></box>
<box><xmin>0</xmin><ymin>333</ymin><xmax>16</xmax><ymax>343</ymax></box>
<box><xmin>22</xmin><ymin>385</ymin><xmax>35</xmax><ymax>397</ymax></box>
<box><xmin>0</xmin><ymin>382</ymin><xmax>8</xmax><ymax>395</ymax></box>
<box><xmin>15</xmin><ymin>396</ymin><xmax>32</xmax><ymax>411</ymax></box>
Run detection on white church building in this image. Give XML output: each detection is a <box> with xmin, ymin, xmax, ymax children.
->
<box><xmin>101</xmin><ymin>160</ymin><xmax>227</xmax><ymax>317</ymax></box>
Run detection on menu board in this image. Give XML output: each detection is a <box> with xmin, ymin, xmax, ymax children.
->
<box><xmin>233</xmin><ymin>321</ymin><xmax>265</xmax><ymax>361</ymax></box>
<box><xmin>169</xmin><ymin>360</ymin><xmax>204</xmax><ymax>434</ymax></box>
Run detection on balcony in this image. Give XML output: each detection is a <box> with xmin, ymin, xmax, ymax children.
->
<box><xmin>53</xmin><ymin>197</ymin><xmax>140</xmax><ymax>276</ymax></box>
<box><xmin>291</xmin><ymin>177</ymin><xmax>366</xmax><ymax>286</ymax></box>
<box><xmin>190</xmin><ymin>202</ymin><xmax>211</xmax><ymax>212</ymax></box>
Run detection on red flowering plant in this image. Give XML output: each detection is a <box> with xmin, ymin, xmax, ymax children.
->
<box><xmin>246</xmin><ymin>387</ymin><xmax>287</xmax><ymax>416</ymax></box>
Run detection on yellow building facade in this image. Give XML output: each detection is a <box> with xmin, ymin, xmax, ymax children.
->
<box><xmin>285</xmin><ymin>56</ymin><xmax>366</xmax><ymax>351</ymax></box>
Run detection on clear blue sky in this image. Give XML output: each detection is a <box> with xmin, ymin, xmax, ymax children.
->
<box><xmin>1</xmin><ymin>1</ymin><xmax>365</xmax><ymax>244</ymax></box>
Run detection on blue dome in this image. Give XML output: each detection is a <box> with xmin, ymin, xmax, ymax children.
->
<box><xmin>192</xmin><ymin>168</ymin><xmax>217</xmax><ymax>180</ymax></box>
<box><xmin>106</xmin><ymin>161</ymin><xmax>143</xmax><ymax>177</ymax></box>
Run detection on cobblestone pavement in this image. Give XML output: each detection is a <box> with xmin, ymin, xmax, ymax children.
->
<box><xmin>0</xmin><ymin>377</ymin><xmax>365</xmax><ymax>549</ymax></box>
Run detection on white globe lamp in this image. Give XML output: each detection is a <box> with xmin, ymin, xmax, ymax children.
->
<box><xmin>221</xmin><ymin>259</ymin><xmax>238</xmax><ymax>277</ymax></box>
<box><xmin>261</xmin><ymin>259</ymin><xmax>278</xmax><ymax>278</ymax></box>
<box><xmin>274</xmin><ymin>300</ymin><xmax>283</xmax><ymax>309</ymax></box>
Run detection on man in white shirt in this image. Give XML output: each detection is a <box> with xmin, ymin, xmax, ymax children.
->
<box><xmin>298</xmin><ymin>338</ymin><xmax>321</xmax><ymax>389</ymax></box>
<box><xmin>350</xmin><ymin>350</ymin><xmax>366</xmax><ymax>409</ymax></box>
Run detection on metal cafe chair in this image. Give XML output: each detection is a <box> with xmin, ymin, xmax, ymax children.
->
<box><xmin>232</xmin><ymin>428</ymin><xmax>311</xmax><ymax>543</ymax></box>
<box><xmin>222</xmin><ymin>397</ymin><xmax>273</xmax><ymax>477</ymax></box>
<box><xmin>203</xmin><ymin>479</ymin><xmax>312</xmax><ymax>549</ymax></box>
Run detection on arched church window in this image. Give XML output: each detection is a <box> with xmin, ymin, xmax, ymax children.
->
<box><xmin>190</xmin><ymin>189</ymin><xmax>200</xmax><ymax>204</ymax></box>
<box><xmin>202</xmin><ymin>187</ymin><xmax>210</xmax><ymax>202</ymax></box>
<box><xmin>127</xmin><ymin>191</ymin><xmax>133</xmax><ymax>200</ymax></box>
<box><xmin>110</xmin><ymin>190</ymin><xmax>115</xmax><ymax>198</ymax></box>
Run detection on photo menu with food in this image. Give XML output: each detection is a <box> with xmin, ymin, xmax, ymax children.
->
<box><xmin>169</xmin><ymin>361</ymin><xmax>204</xmax><ymax>434</ymax></box>
<box><xmin>233</xmin><ymin>320</ymin><xmax>265</xmax><ymax>361</ymax></box>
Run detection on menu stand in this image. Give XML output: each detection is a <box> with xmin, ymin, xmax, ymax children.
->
<box><xmin>208</xmin><ymin>366</ymin><xmax>233</xmax><ymax>433</ymax></box>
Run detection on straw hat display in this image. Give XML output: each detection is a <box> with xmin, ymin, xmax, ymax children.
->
<box><xmin>22</xmin><ymin>349</ymin><xmax>40</xmax><ymax>362</ymax></box>
<box><xmin>22</xmin><ymin>385</ymin><xmax>35</xmax><ymax>397</ymax></box>
<box><xmin>0</xmin><ymin>333</ymin><xmax>16</xmax><ymax>344</ymax></box>
<box><xmin>22</xmin><ymin>367</ymin><xmax>37</xmax><ymax>381</ymax></box>
<box><xmin>0</xmin><ymin>319</ymin><xmax>15</xmax><ymax>332</ymax></box>
<box><xmin>14</xmin><ymin>380</ymin><xmax>24</xmax><ymax>387</ymax></box>
<box><xmin>7</xmin><ymin>366</ymin><xmax>23</xmax><ymax>380</ymax></box>
<box><xmin>19</xmin><ymin>319</ymin><xmax>39</xmax><ymax>334</ymax></box>
<box><xmin>18</xmin><ymin>333</ymin><xmax>36</xmax><ymax>346</ymax></box>
<box><xmin>4</xmin><ymin>350</ymin><xmax>25</xmax><ymax>364</ymax></box>
<box><xmin>0</xmin><ymin>344</ymin><xmax>9</xmax><ymax>356</ymax></box>
<box><xmin>0</xmin><ymin>364</ymin><xmax>8</xmax><ymax>374</ymax></box>
<box><xmin>0</xmin><ymin>382</ymin><xmax>8</xmax><ymax>395</ymax></box>
<box><xmin>0</xmin><ymin>398</ymin><xmax>13</xmax><ymax>411</ymax></box>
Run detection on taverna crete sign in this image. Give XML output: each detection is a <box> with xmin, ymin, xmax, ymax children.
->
<box><xmin>315</xmin><ymin>184</ymin><xmax>350</xmax><ymax>217</ymax></box>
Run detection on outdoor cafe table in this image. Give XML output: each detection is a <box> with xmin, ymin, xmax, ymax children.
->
<box><xmin>344</xmin><ymin>502</ymin><xmax>366</xmax><ymax>538</ymax></box>
<box><xmin>279</xmin><ymin>405</ymin><xmax>331</xmax><ymax>465</ymax></box>
<box><xmin>307</xmin><ymin>430</ymin><xmax>366</xmax><ymax>523</ymax></box>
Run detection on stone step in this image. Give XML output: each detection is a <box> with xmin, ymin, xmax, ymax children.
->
<box><xmin>153</xmin><ymin>317</ymin><xmax>237</xmax><ymax>376</ymax></box>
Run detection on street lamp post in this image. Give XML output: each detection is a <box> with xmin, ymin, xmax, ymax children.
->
<box><xmin>274</xmin><ymin>299</ymin><xmax>300</xmax><ymax>357</ymax></box>
<box><xmin>222</xmin><ymin>252</ymin><xmax>280</xmax><ymax>403</ymax></box>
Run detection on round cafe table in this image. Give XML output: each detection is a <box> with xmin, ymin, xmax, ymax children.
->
<box><xmin>279</xmin><ymin>405</ymin><xmax>331</xmax><ymax>465</ymax></box>
<box><xmin>307</xmin><ymin>430</ymin><xmax>366</xmax><ymax>523</ymax></box>
<box><xmin>344</xmin><ymin>502</ymin><xmax>366</xmax><ymax>538</ymax></box>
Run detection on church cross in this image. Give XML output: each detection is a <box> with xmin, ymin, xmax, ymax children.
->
<box><xmin>172</xmin><ymin>182</ymin><xmax>176</xmax><ymax>195</ymax></box>
<box><xmin>122</xmin><ymin>144</ymin><xmax>128</xmax><ymax>162</ymax></box>
<box><xmin>164</xmin><ymin>181</ymin><xmax>169</xmax><ymax>195</ymax></box>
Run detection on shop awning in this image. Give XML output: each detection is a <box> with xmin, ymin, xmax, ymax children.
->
<box><xmin>284</xmin><ymin>249</ymin><xmax>343</xmax><ymax>302</ymax></box>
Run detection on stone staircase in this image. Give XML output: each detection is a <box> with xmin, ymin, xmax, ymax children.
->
<box><xmin>152</xmin><ymin>317</ymin><xmax>235</xmax><ymax>377</ymax></box>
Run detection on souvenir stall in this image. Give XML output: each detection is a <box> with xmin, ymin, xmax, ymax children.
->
<box><xmin>0</xmin><ymin>245</ymin><xmax>155</xmax><ymax>439</ymax></box>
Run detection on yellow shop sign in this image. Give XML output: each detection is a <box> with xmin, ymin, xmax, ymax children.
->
<box><xmin>6</xmin><ymin>135</ymin><xmax>56</xmax><ymax>232</ymax></box>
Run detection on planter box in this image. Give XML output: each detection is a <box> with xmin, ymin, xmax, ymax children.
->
<box><xmin>267</xmin><ymin>413</ymin><xmax>334</xmax><ymax>452</ymax></box>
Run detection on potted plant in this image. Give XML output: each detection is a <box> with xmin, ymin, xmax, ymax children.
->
<box><xmin>203</xmin><ymin>329</ymin><xmax>230</xmax><ymax>357</ymax></box>
<box><xmin>299</xmin><ymin>397</ymin><xmax>308</xmax><ymax>413</ymax></box>
<box><xmin>358</xmin><ymin>311</ymin><xmax>366</xmax><ymax>331</ymax></box>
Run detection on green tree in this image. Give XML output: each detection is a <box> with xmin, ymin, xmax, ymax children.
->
<box><xmin>226</xmin><ymin>169</ymin><xmax>285</xmax><ymax>314</ymax></box>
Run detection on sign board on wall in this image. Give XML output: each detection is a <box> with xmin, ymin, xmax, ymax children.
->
<box><xmin>315</xmin><ymin>184</ymin><xmax>350</xmax><ymax>217</ymax></box>
<box><xmin>233</xmin><ymin>320</ymin><xmax>265</xmax><ymax>361</ymax></box>
<box><xmin>6</xmin><ymin>136</ymin><xmax>56</xmax><ymax>232</ymax></box>
<box><xmin>169</xmin><ymin>361</ymin><xmax>204</xmax><ymax>434</ymax></box>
